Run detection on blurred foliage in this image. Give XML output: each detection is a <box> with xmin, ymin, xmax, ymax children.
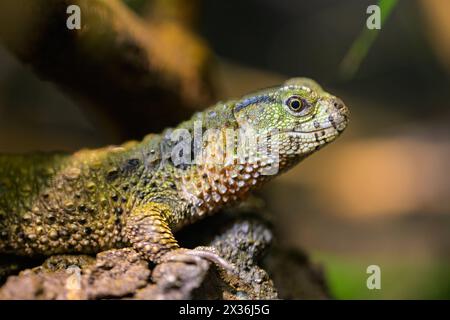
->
<box><xmin>340</xmin><ymin>0</ymin><xmax>398</xmax><ymax>79</ymax></box>
<box><xmin>316</xmin><ymin>252</ymin><xmax>450</xmax><ymax>299</ymax></box>
<box><xmin>122</xmin><ymin>0</ymin><xmax>148</xmax><ymax>14</ymax></box>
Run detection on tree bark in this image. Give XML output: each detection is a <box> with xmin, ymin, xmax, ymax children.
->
<box><xmin>0</xmin><ymin>0</ymin><xmax>216</xmax><ymax>140</ymax></box>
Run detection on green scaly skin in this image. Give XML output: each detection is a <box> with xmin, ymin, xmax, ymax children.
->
<box><xmin>0</xmin><ymin>78</ymin><xmax>349</xmax><ymax>270</ymax></box>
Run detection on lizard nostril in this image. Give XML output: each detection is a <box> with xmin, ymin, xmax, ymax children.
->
<box><xmin>333</xmin><ymin>98</ymin><xmax>344</xmax><ymax>109</ymax></box>
<box><xmin>332</xmin><ymin>98</ymin><xmax>349</xmax><ymax>117</ymax></box>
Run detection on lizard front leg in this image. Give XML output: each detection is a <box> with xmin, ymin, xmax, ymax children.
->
<box><xmin>124</xmin><ymin>202</ymin><xmax>179</xmax><ymax>262</ymax></box>
<box><xmin>124</xmin><ymin>202</ymin><xmax>235</xmax><ymax>272</ymax></box>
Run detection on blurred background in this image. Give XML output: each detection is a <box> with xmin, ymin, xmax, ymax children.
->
<box><xmin>0</xmin><ymin>0</ymin><xmax>449</xmax><ymax>299</ymax></box>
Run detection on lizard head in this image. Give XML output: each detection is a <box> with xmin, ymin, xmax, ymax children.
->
<box><xmin>233</xmin><ymin>77</ymin><xmax>349</xmax><ymax>172</ymax></box>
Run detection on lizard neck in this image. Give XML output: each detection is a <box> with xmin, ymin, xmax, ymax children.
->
<box><xmin>179</xmin><ymin>157</ymin><xmax>275</xmax><ymax>219</ymax></box>
<box><xmin>129</xmin><ymin>100</ymin><xmax>279</xmax><ymax>228</ymax></box>
<box><xmin>171</xmin><ymin>101</ymin><xmax>279</xmax><ymax>220</ymax></box>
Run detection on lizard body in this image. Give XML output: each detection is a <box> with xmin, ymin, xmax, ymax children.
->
<box><xmin>0</xmin><ymin>78</ymin><xmax>349</xmax><ymax>266</ymax></box>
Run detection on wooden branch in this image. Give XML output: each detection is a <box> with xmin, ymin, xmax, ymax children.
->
<box><xmin>0</xmin><ymin>0</ymin><xmax>216</xmax><ymax>140</ymax></box>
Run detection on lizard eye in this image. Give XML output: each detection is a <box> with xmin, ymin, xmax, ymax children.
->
<box><xmin>286</xmin><ymin>96</ymin><xmax>308</xmax><ymax>114</ymax></box>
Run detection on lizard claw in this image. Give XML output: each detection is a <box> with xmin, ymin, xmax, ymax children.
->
<box><xmin>160</xmin><ymin>246</ymin><xmax>237</xmax><ymax>275</ymax></box>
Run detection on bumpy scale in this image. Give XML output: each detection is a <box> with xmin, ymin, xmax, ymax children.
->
<box><xmin>0</xmin><ymin>78</ymin><xmax>349</xmax><ymax>270</ymax></box>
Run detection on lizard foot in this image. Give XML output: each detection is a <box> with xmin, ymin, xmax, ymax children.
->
<box><xmin>160</xmin><ymin>246</ymin><xmax>236</xmax><ymax>275</ymax></box>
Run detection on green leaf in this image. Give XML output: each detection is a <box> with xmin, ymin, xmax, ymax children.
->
<box><xmin>339</xmin><ymin>0</ymin><xmax>398</xmax><ymax>80</ymax></box>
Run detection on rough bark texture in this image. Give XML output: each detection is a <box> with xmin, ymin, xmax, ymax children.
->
<box><xmin>0</xmin><ymin>209</ymin><xmax>329</xmax><ymax>300</ymax></box>
<box><xmin>0</xmin><ymin>0</ymin><xmax>216</xmax><ymax>140</ymax></box>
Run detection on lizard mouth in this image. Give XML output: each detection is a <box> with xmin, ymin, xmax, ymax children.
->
<box><xmin>285</xmin><ymin>113</ymin><xmax>349</xmax><ymax>136</ymax></box>
<box><xmin>280</xmin><ymin>118</ymin><xmax>347</xmax><ymax>146</ymax></box>
<box><xmin>282</xmin><ymin>123</ymin><xmax>345</xmax><ymax>136</ymax></box>
<box><xmin>285</xmin><ymin>126</ymin><xmax>336</xmax><ymax>135</ymax></box>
